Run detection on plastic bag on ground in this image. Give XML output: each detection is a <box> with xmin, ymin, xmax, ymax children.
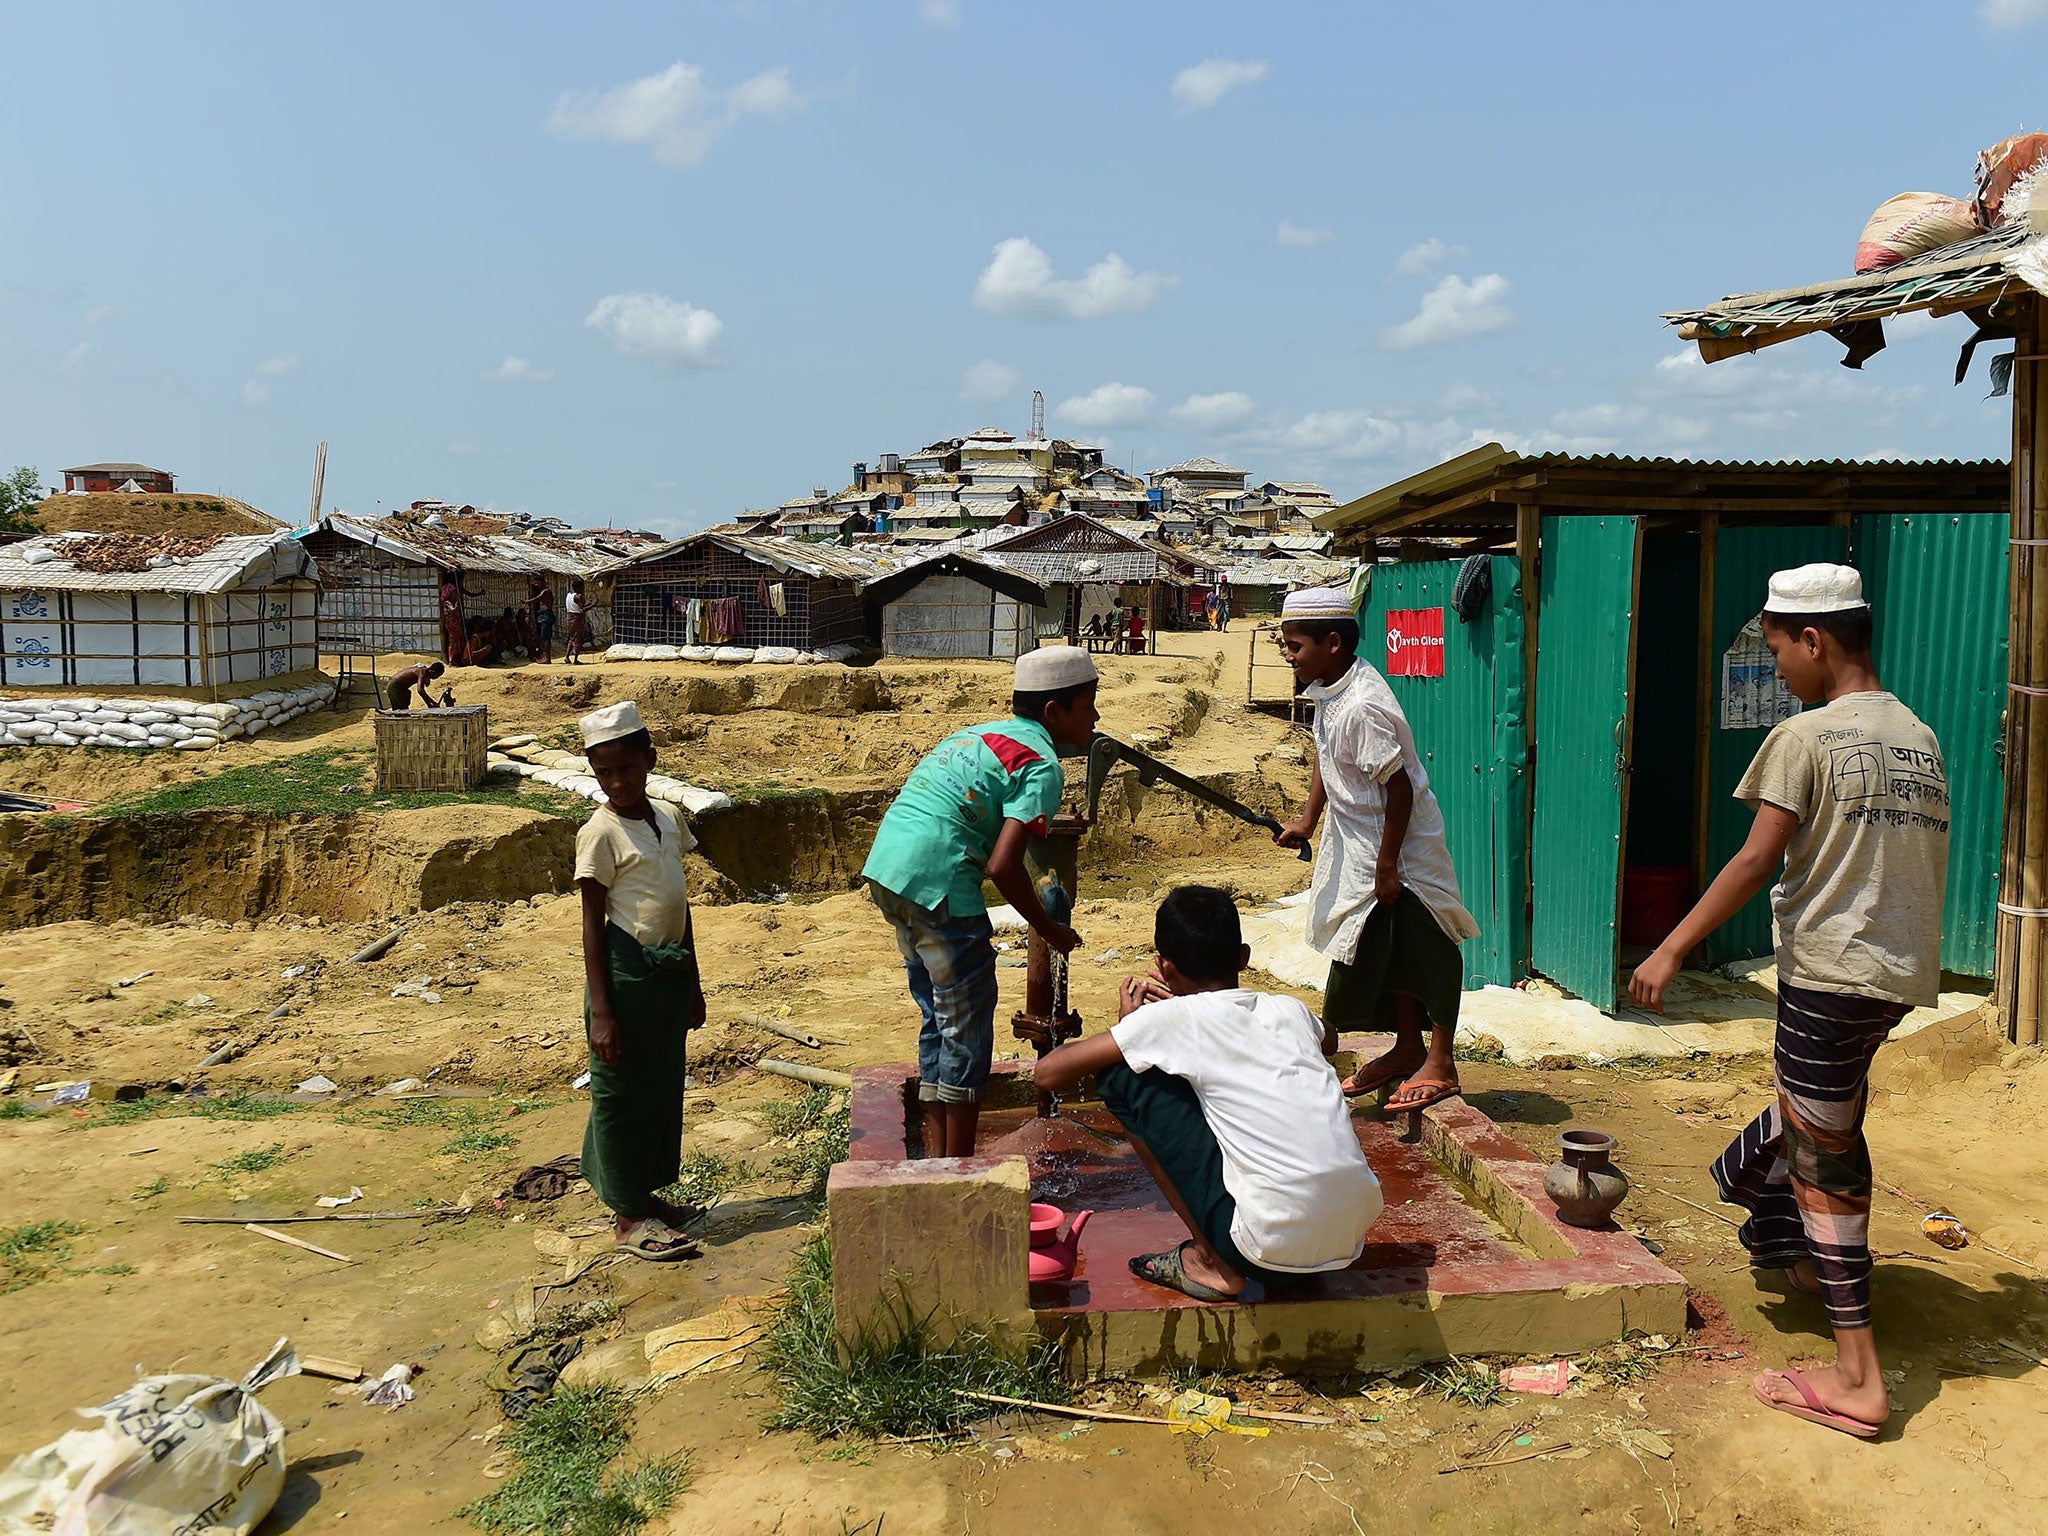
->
<box><xmin>0</xmin><ymin>1338</ymin><xmax>299</xmax><ymax>1536</ymax></box>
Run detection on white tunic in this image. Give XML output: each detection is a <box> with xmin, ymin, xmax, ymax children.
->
<box><xmin>1302</xmin><ymin>660</ymin><xmax>1478</xmax><ymax>964</ymax></box>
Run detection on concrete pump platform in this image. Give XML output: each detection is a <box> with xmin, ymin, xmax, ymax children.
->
<box><xmin>828</xmin><ymin>1036</ymin><xmax>1687</xmax><ymax>1378</ymax></box>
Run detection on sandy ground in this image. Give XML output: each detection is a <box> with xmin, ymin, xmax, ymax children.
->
<box><xmin>4</xmin><ymin>632</ymin><xmax>2046</xmax><ymax>1535</ymax></box>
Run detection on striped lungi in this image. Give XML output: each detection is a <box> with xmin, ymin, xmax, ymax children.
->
<box><xmin>1709</xmin><ymin>980</ymin><xmax>1910</xmax><ymax>1332</ymax></box>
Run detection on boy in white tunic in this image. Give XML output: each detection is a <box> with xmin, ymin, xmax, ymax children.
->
<box><xmin>1273</xmin><ymin>587</ymin><xmax>1477</xmax><ymax>1116</ymax></box>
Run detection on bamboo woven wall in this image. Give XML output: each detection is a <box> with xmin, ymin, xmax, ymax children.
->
<box><xmin>612</xmin><ymin>545</ymin><xmax>861</xmax><ymax>650</ymax></box>
<box><xmin>374</xmin><ymin>705</ymin><xmax>490</xmax><ymax>791</ymax></box>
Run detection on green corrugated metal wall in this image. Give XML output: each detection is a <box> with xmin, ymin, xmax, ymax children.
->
<box><xmin>1530</xmin><ymin>516</ymin><xmax>1641</xmax><ymax>1010</ymax></box>
<box><xmin>1703</xmin><ymin>523</ymin><xmax>1848</xmax><ymax>965</ymax></box>
<box><xmin>1357</xmin><ymin>556</ymin><xmax>1527</xmax><ymax>987</ymax></box>
<box><xmin>1856</xmin><ymin>511</ymin><xmax>2008</xmax><ymax>977</ymax></box>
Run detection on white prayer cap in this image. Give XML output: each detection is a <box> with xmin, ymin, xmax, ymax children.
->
<box><xmin>1014</xmin><ymin>645</ymin><xmax>1099</xmax><ymax>691</ymax></box>
<box><xmin>579</xmin><ymin>700</ymin><xmax>647</xmax><ymax>749</ymax></box>
<box><xmin>1281</xmin><ymin>586</ymin><xmax>1356</xmax><ymax>620</ymax></box>
<box><xmin>1764</xmin><ymin>563</ymin><xmax>1868</xmax><ymax>616</ymax></box>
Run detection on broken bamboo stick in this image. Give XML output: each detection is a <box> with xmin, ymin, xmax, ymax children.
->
<box><xmin>1438</xmin><ymin>1442</ymin><xmax>1574</xmax><ymax>1474</ymax></box>
<box><xmin>954</xmin><ymin>1389</ymin><xmax>1333</xmax><ymax>1428</ymax></box>
<box><xmin>244</xmin><ymin>1222</ymin><xmax>351</xmax><ymax>1263</ymax></box>
<box><xmin>346</xmin><ymin>930</ymin><xmax>404</xmax><ymax>964</ymax></box>
<box><xmin>737</xmin><ymin>1014</ymin><xmax>824</xmax><ymax>1050</ymax></box>
<box><xmin>300</xmin><ymin>1356</ymin><xmax>364</xmax><ymax>1382</ymax></box>
<box><xmin>756</xmin><ymin>1058</ymin><xmax>851</xmax><ymax>1090</ymax></box>
<box><xmin>182</xmin><ymin>1207</ymin><xmax>461</xmax><ymax>1225</ymax></box>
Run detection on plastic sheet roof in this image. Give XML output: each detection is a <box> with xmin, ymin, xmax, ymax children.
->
<box><xmin>0</xmin><ymin>531</ymin><xmax>315</xmax><ymax>593</ymax></box>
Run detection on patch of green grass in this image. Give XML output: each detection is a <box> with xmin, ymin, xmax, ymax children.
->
<box><xmin>463</xmin><ymin>1384</ymin><xmax>688</xmax><ymax>1536</ymax></box>
<box><xmin>2</xmin><ymin>1220</ymin><xmax>83</xmax><ymax>1291</ymax></box>
<box><xmin>0</xmin><ymin>1099</ymin><xmax>36</xmax><ymax>1121</ymax></box>
<box><xmin>344</xmin><ymin>1096</ymin><xmax>508</xmax><ymax>1130</ymax></box>
<box><xmin>1421</xmin><ymin>1357</ymin><xmax>1507</xmax><ymax>1409</ymax></box>
<box><xmin>185</xmin><ymin>1092</ymin><xmax>302</xmax><ymax>1122</ymax></box>
<box><xmin>133</xmin><ymin>1176</ymin><xmax>169</xmax><ymax>1201</ymax></box>
<box><xmin>93</xmin><ymin>747</ymin><xmax>590</xmax><ymax>822</ymax></box>
<box><xmin>657</xmin><ymin>1147</ymin><xmax>751</xmax><ymax>1211</ymax></box>
<box><xmin>535</xmin><ymin>1296</ymin><xmax>622</xmax><ymax>1341</ymax></box>
<box><xmin>763</xmin><ymin>1089</ymin><xmax>850</xmax><ymax>1212</ymax></box>
<box><xmin>761</xmin><ymin>1229</ymin><xmax>1069</xmax><ymax>1440</ymax></box>
<box><xmin>213</xmin><ymin>1143</ymin><xmax>290</xmax><ymax>1177</ymax></box>
<box><xmin>440</xmin><ymin>1126</ymin><xmax>517</xmax><ymax>1159</ymax></box>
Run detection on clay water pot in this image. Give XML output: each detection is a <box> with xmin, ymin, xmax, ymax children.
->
<box><xmin>1543</xmin><ymin>1130</ymin><xmax>1629</xmax><ymax>1229</ymax></box>
<box><xmin>1027</xmin><ymin>1206</ymin><xmax>1093</xmax><ymax>1283</ymax></box>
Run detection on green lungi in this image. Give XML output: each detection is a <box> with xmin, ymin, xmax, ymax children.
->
<box><xmin>1322</xmin><ymin>890</ymin><xmax>1464</xmax><ymax>1035</ymax></box>
<box><xmin>582</xmin><ymin>923</ymin><xmax>697</xmax><ymax>1218</ymax></box>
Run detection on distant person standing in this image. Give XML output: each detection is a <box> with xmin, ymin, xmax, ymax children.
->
<box><xmin>531</xmin><ymin>580</ymin><xmax>557</xmax><ymax>664</ymax></box>
<box><xmin>386</xmin><ymin>660</ymin><xmax>447</xmax><ymax>710</ymax></box>
<box><xmin>1215</xmin><ymin>585</ymin><xmax>1231</xmax><ymax>632</ymax></box>
<box><xmin>439</xmin><ymin>577</ymin><xmax>468</xmax><ymax>665</ymax></box>
<box><xmin>565</xmin><ymin>578</ymin><xmax>589</xmax><ymax>664</ymax></box>
<box><xmin>1109</xmin><ymin>596</ymin><xmax>1127</xmax><ymax>655</ymax></box>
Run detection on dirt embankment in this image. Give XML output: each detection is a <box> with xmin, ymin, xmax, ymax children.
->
<box><xmin>0</xmin><ymin>806</ymin><xmax>578</xmax><ymax>928</ymax></box>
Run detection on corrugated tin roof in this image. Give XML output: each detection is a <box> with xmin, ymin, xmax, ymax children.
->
<box><xmin>62</xmin><ymin>462</ymin><xmax>169</xmax><ymax>476</ymax></box>
<box><xmin>1153</xmin><ymin>456</ymin><xmax>1244</xmax><ymax>476</ymax></box>
<box><xmin>311</xmin><ymin>513</ymin><xmax>531</xmax><ymax>575</ymax></box>
<box><xmin>1662</xmin><ymin>219</ymin><xmax>2036</xmax><ymax>358</ymax></box>
<box><xmin>607</xmin><ymin>532</ymin><xmax>884</xmax><ymax>582</ymax></box>
<box><xmin>0</xmin><ymin>530</ymin><xmax>314</xmax><ymax>594</ymax></box>
<box><xmin>860</xmin><ymin>550</ymin><xmax>1048</xmax><ymax>608</ymax></box>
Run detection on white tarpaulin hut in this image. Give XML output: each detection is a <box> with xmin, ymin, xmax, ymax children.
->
<box><xmin>0</xmin><ymin>530</ymin><xmax>318</xmax><ymax>689</ymax></box>
<box><xmin>860</xmin><ymin>552</ymin><xmax>1047</xmax><ymax>659</ymax></box>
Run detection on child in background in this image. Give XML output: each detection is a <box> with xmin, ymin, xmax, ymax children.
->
<box><xmin>861</xmin><ymin>646</ymin><xmax>1100</xmax><ymax>1157</ymax></box>
<box><xmin>1035</xmin><ymin>886</ymin><xmax>1382</xmax><ymax>1301</ymax></box>
<box><xmin>565</xmin><ymin>578</ymin><xmax>589</xmax><ymax>664</ymax></box>
<box><xmin>1273</xmin><ymin>587</ymin><xmax>1477</xmax><ymax>1116</ymax></box>
<box><xmin>575</xmin><ymin>701</ymin><xmax>707</xmax><ymax>1261</ymax></box>
<box><xmin>1631</xmin><ymin>564</ymin><xmax>1948</xmax><ymax>1438</ymax></box>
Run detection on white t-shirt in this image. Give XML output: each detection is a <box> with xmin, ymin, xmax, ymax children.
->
<box><xmin>1110</xmin><ymin>989</ymin><xmax>1383</xmax><ymax>1273</ymax></box>
<box><xmin>1301</xmin><ymin>659</ymin><xmax>1477</xmax><ymax>964</ymax></box>
<box><xmin>574</xmin><ymin>802</ymin><xmax>696</xmax><ymax>947</ymax></box>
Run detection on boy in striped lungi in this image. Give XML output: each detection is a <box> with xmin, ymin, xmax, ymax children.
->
<box><xmin>1631</xmin><ymin>563</ymin><xmax>1947</xmax><ymax>1439</ymax></box>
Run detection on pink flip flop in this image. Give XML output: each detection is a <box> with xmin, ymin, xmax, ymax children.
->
<box><xmin>1751</xmin><ymin>1369</ymin><xmax>1885</xmax><ymax>1439</ymax></box>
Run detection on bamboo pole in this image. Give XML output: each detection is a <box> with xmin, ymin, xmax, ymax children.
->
<box><xmin>1999</xmin><ymin>295</ymin><xmax>2048</xmax><ymax>1044</ymax></box>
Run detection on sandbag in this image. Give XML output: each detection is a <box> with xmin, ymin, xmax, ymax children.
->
<box><xmin>678</xmin><ymin>645</ymin><xmax>715</xmax><ymax>662</ymax></box>
<box><xmin>753</xmin><ymin>646</ymin><xmax>799</xmax><ymax>665</ymax></box>
<box><xmin>1854</xmin><ymin>191</ymin><xmax>1978</xmax><ymax>273</ymax></box>
<box><xmin>642</xmin><ymin>645</ymin><xmax>681</xmax><ymax>662</ymax></box>
<box><xmin>712</xmin><ymin>646</ymin><xmax>755</xmax><ymax>665</ymax></box>
<box><xmin>1975</xmin><ymin>132</ymin><xmax>2048</xmax><ymax>227</ymax></box>
<box><xmin>0</xmin><ymin>1339</ymin><xmax>298</xmax><ymax>1536</ymax></box>
<box><xmin>603</xmin><ymin>644</ymin><xmax>647</xmax><ymax>662</ymax></box>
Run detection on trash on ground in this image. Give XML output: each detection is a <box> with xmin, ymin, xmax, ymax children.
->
<box><xmin>116</xmin><ymin>971</ymin><xmax>154</xmax><ymax>988</ymax></box>
<box><xmin>389</xmin><ymin>977</ymin><xmax>442</xmax><ymax>1004</ymax></box>
<box><xmin>510</xmin><ymin>1156</ymin><xmax>581</xmax><ymax>1202</ymax></box>
<box><xmin>361</xmin><ymin>1363</ymin><xmax>417</xmax><ymax>1409</ymax></box>
<box><xmin>51</xmin><ymin>1082</ymin><xmax>91</xmax><ymax>1106</ymax></box>
<box><xmin>1166</xmin><ymin>1389</ymin><xmax>1269</xmax><ymax>1438</ymax></box>
<box><xmin>300</xmin><ymin>1356</ymin><xmax>363</xmax><ymax>1383</ymax></box>
<box><xmin>572</xmin><ymin>1070</ymin><xmax>592</xmax><ymax>1090</ymax></box>
<box><xmin>374</xmin><ymin>1078</ymin><xmax>426</xmax><ymax>1096</ymax></box>
<box><xmin>183</xmin><ymin>994</ymin><xmax>215</xmax><ymax>1010</ymax></box>
<box><xmin>1499</xmin><ymin>1360</ymin><xmax>1575</xmax><ymax>1395</ymax></box>
<box><xmin>315</xmin><ymin>1187</ymin><xmax>365</xmax><ymax>1208</ymax></box>
<box><xmin>296</xmin><ymin>1075</ymin><xmax>339</xmax><ymax>1096</ymax></box>
<box><xmin>491</xmin><ymin>1339</ymin><xmax>582</xmax><ymax>1418</ymax></box>
<box><xmin>0</xmin><ymin>1338</ymin><xmax>299</xmax><ymax>1536</ymax></box>
<box><xmin>1923</xmin><ymin>1212</ymin><xmax>1970</xmax><ymax>1250</ymax></box>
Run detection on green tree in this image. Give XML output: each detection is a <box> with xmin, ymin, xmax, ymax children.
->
<box><xmin>0</xmin><ymin>466</ymin><xmax>42</xmax><ymax>535</ymax></box>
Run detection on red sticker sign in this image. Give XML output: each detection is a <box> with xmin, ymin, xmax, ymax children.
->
<box><xmin>1385</xmin><ymin>607</ymin><xmax>1445</xmax><ymax>677</ymax></box>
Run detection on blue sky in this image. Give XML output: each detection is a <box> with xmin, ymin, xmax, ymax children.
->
<box><xmin>3</xmin><ymin>1</ymin><xmax>2042</xmax><ymax>535</ymax></box>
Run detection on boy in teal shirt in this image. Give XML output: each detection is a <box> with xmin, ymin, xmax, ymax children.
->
<box><xmin>863</xmin><ymin>646</ymin><xmax>1101</xmax><ymax>1156</ymax></box>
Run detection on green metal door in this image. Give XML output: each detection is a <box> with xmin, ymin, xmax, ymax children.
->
<box><xmin>1703</xmin><ymin>524</ymin><xmax>1848</xmax><ymax>965</ymax></box>
<box><xmin>1357</xmin><ymin>555</ymin><xmax>1528</xmax><ymax>987</ymax></box>
<box><xmin>1531</xmin><ymin>516</ymin><xmax>1642</xmax><ymax>1010</ymax></box>
<box><xmin>1855</xmin><ymin>511</ymin><xmax>2008</xmax><ymax>977</ymax></box>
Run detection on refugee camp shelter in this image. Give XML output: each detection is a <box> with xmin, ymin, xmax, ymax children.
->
<box><xmin>1661</xmin><ymin>212</ymin><xmax>2048</xmax><ymax>1043</ymax></box>
<box><xmin>300</xmin><ymin>514</ymin><xmax>614</xmax><ymax>657</ymax></box>
<box><xmin>860</xmin><ymin>551</ymin><xmax>1047</xmax><ymax>659</ymax></box>
<box><xmin>605</xmin><ymin>533</ymin><xmax>877</xmax><ymax>651</ymax></box>
<box><xmin>1321</xmin><ymin>447</ymin><xmax>2010</xmax><ymax>1009</ymax></box>
<box><xmin>62</xmin><ymin>462</ymin><xmax>175</xmax><ymax>494</ymax></box>
<box><xmin>0</xmin><ymin>529</ymin><xmax>319</xmax><ymax>689</ymax></box>
<box><xmin>982</xmin><ymin>514</ymin><xmax>1160</xmax><ymax>640</ymax></box>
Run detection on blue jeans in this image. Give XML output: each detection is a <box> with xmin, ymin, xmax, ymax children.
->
<box><xmin>868</xmin><ymin>881</ymin><xmax>998</xmax><ymax>1104</ymax></box>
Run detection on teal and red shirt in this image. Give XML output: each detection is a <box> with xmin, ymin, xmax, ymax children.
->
<box><xmin>860</xmin><ymin>717</ymin><xmax>1064</xmax><ymax>916</ymax></box>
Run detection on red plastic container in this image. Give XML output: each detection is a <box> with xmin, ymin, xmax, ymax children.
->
<box><xmin>1621</xmin><ymin>865</ymin><xmax>1691</xmax><ymax>949</ymax></box>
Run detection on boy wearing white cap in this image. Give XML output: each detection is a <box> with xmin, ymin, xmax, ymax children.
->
<box><xmin>861</xmin><ymin>646</ymin><xmax>1100</xmax><ymax>1156</ymax></box>
<box><xmin>1631</xmin><ymin>563</ymin><xmax>1947</xmax><ymax>1439</ymax></box>
<box><xmin>574</xmin><ymin>700</ymin><xmax>707</xmax><ymax>1261</ymax></box>
<box><xmin>1274</xmin><ymin>587</ymin><xmax>1478</xmax><ymax>1116</ymax></box>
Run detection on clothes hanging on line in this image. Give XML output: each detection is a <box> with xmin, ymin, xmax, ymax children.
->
<box><xmin>712</xmin><ymin>597</ymin><xmax>744</xmax><ymax>641</ymax></box>
<box><xmin>769</xmin><ymin>582</ymin><xmax>787</xmax><ymax>617</ymax></box>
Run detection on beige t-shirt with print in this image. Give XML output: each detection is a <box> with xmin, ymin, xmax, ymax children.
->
<box><xmin>1736</xmin><ymin>691</ymin><xmax>1948</xmax><ymax>1007</ymax></box>
<box><xmin>574</xmin><ymin>801</ymin><xmax>696</xmax><ymax>947</ymax></box>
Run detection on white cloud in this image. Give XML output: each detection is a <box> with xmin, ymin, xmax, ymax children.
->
<box><xmin>1383</xmin><ymin>273</ymin><xmax>1514</xmax><ymax>350</ymax></box>
<box><xmin>1172</xmin><ymin>391</ymin><xmax>1257</xmax><ymax>431</ymax></box>
<box><xmin>255</xmin><ymin>355</ymin><xmax>298</xmax><ymax>376</ymax></box>
<box><xmin>1439</xmin><ymin>381</ymin><xmax>1494</xmax><ymax>412</ymax></box>
<box><xmin>1393</xmin><ymin>238</ymin><xmax>1468</xmax><ymax>277</ymax></box>
<box><xmin>83</xmin><ymin>303</ymin><xmax>113</xmax><ymax>327</ymax></box>
<box><xmin>585</xmin><ymin>292</ymin><xmax>725</xmax><ymax>369</ymax></box>
<box><xmin>1278</xmin><ymin>410</ymin><xmax>1403</xmax><ymax>461</ymax></box>
<box><xmin>919</xmin><ymin>0</ymin><xmax>961</xmax><ymax>23</ymax></box>
<box><xmin>1551</xmin><ymin>402</ymin><xmax>1643</xmax><ymax>433</ymax></box>
<box><xmin>1656</xmin><ymin>415</ymin><xmax>1713</xmax><ymax>446</ymax></box>
<box><xmin>547</xmin><ymin>61</ymin><xmax>806</xmax><ymax>169</ymax></box>
<box><xmin>485</xmin><ymin>356</ymin><xmax>553</xmax><ymax>384</ymax></box>
<box><xmin>1171</xmin><ymin>57</ymin><xmax>1269</xmax><ymax>113</ymax></box>
<box><xmin>242</xmin><ymin>379</ymin><xmax>270</xmax><ymax>407</ymax></box>
<box><xmin>1981</xmin><ymin>0</ymin><xmax>2048</xmax><ymax>25</ymax></box>
<box><xmin>60</xmin><ymin>341</ymin><xmax>91</xmax><ymax>372</ymax></box>
<box><xmin>973</xmin><ymin>237</ymin><xmax>1178</xmax><ymax>320</ymax></box>
<box><xmin>960</xmin><ymin>359</ymin><xmax>1018</xmax><ymax>403</ymax></box>
<box><xmin>1277</xmin><ymin>221</ymin><xmax>1333</xmax><ymax>248</ymax></box>
<box><xmin>1057</xmin><ymin>382</ymin><xmax>1154</xmax><ymax>429</ymax></box>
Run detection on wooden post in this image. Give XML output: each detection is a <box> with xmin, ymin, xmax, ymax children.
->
<box><xmin>1998</xmin><ymin>295</ymin><xmax>2048</xmax><ymax>1044</ymax></box>
<box><xmin>1692</xmin><ymin>514</ymin><xmax>1719</xmax><ymax>907</ymax></box>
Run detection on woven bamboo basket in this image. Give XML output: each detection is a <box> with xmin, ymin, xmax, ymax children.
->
<box><xmin>373</xmin><ymin>705</ymin><xmax>490</xmax><ymax>792</ymax></box>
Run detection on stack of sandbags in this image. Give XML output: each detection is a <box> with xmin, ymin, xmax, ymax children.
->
<box><xmin>595</xmin><ymin>640</ymin><xmax>861</xmax><ymax>667</ymax></box>
<box><xmin>602</xmin><ymin>643</ymin><xmax>648</xmax><ymax>661</ymax></box>
<box><xmin>0</xmin><ymin>679</ymin><xmax>335</xmax><ymax>751</ymax></box>
<box><xmin>487</xmin><ymin>740</ymin><xmax>733</xmax><ymax>815</ymax></box>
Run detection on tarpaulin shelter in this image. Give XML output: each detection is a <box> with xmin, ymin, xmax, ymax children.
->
<box><xmin>860</xmin><ymin>551</ymin><xmax>1047</xmax><ymax>659</ymax></box>
<box><xmin>603</xmin><ymin>533</ymin><xmax>878</xmax><ymax>652</ymax></box>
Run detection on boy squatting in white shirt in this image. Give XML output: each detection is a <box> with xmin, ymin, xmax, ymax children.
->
<box><xmin>1036</xmin><ymin>885</ymin><xmax>1383</xmax><ymax>1302</ymax></box>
